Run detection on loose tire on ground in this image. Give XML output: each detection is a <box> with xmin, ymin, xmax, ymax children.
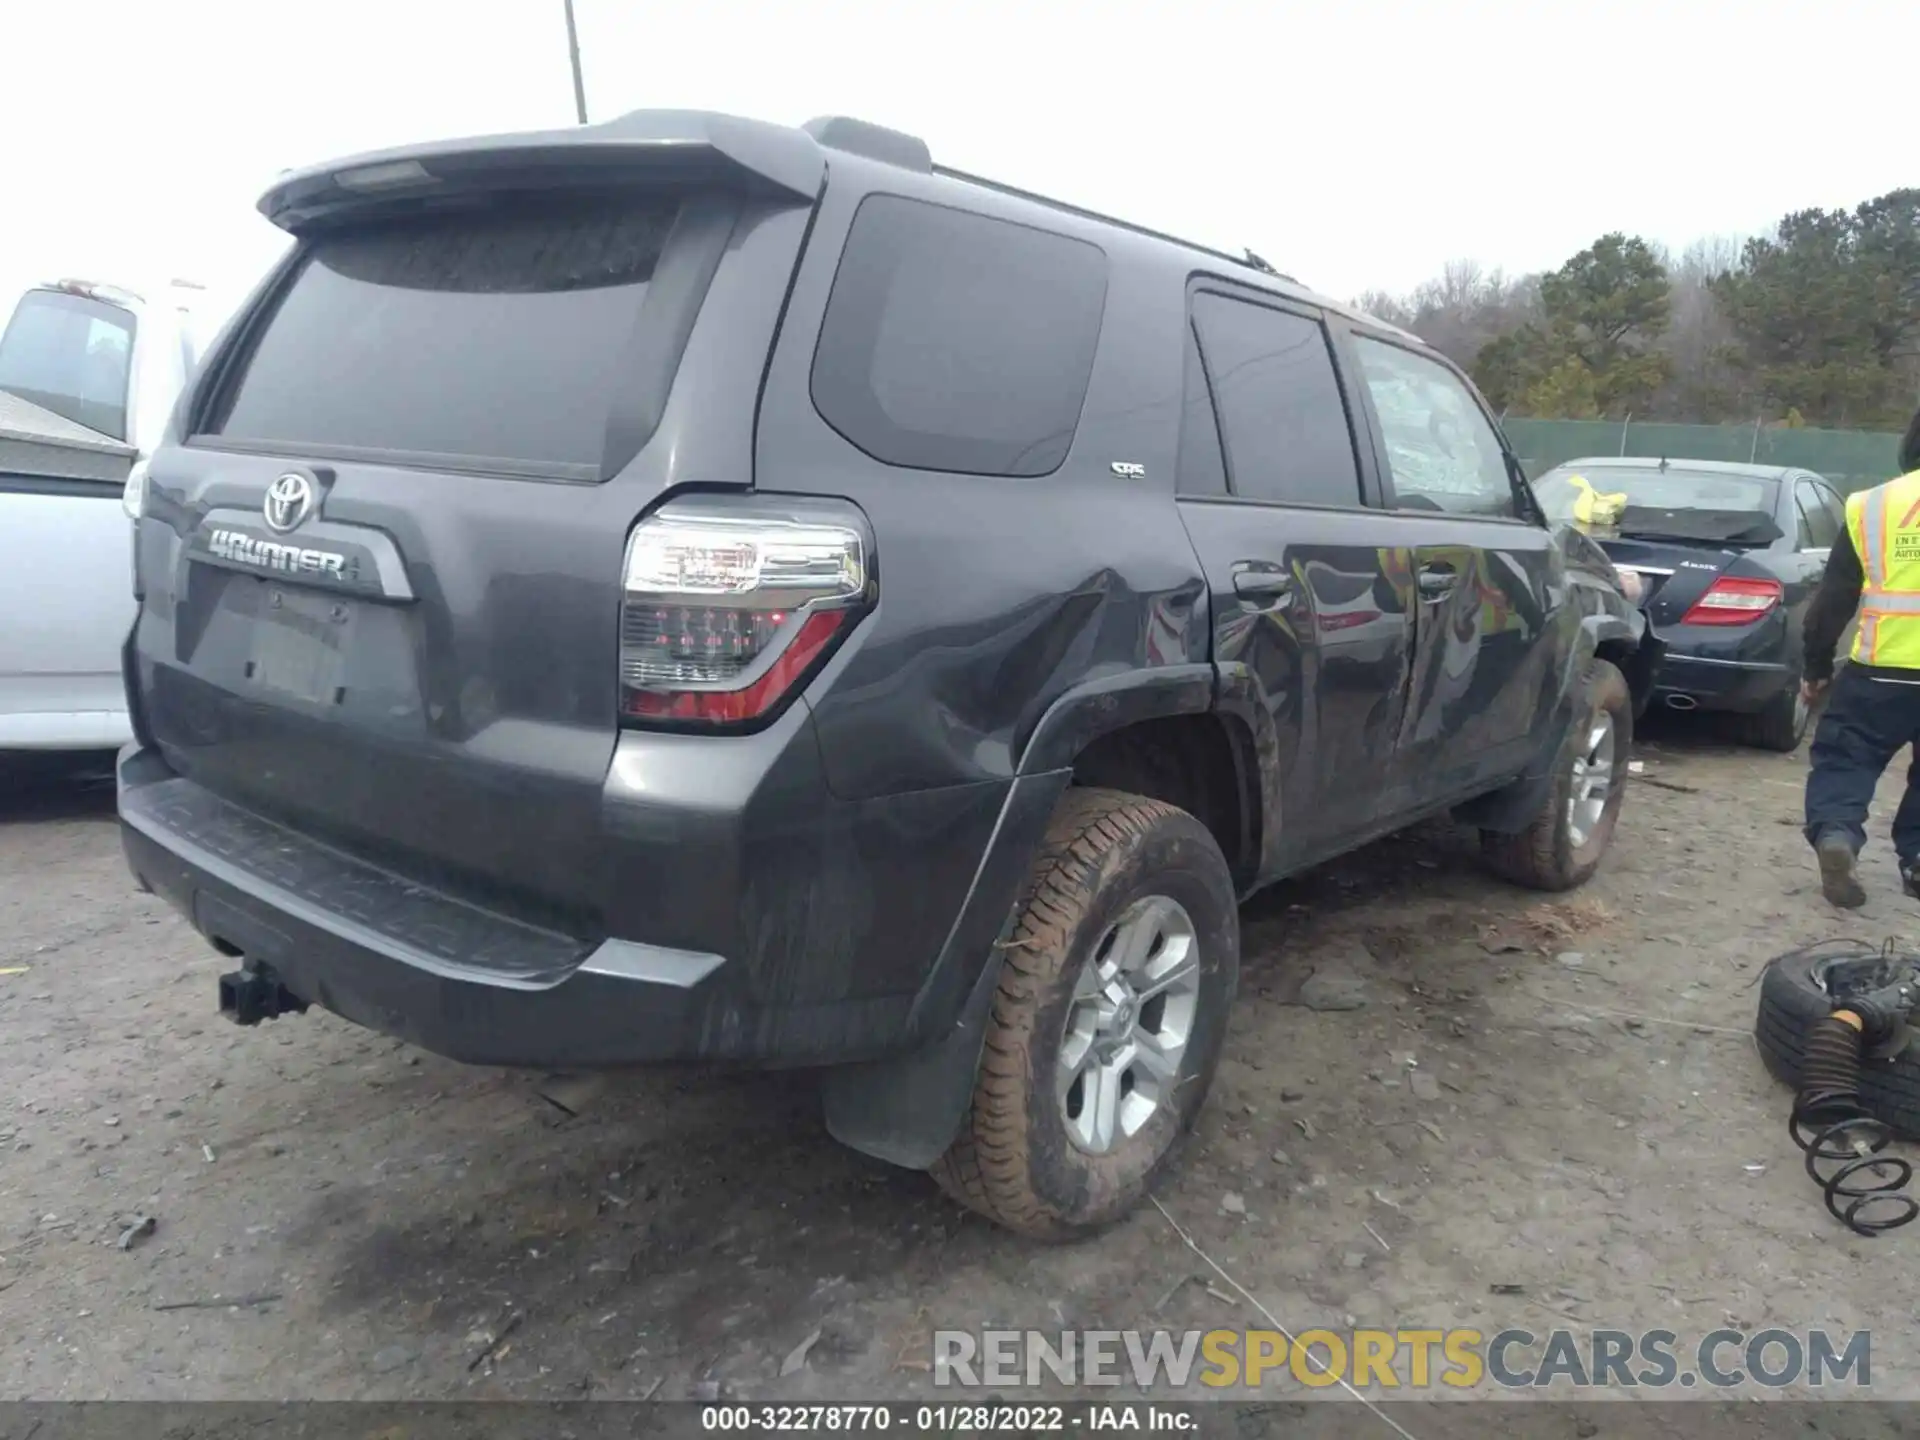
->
<box><xmin>1754</xmin><ymin>946</ymin><xmax>1920</xmax><ymax>1140</ymax></box>
<box><xmin>1480</xmin><ymin>657</ymin><xmax>1631</xmax><ymax>892</ymax></box>
<box><xmin>930</xmin><ymin>787</ymin><xmax>1239</xmax><ymax>1240</ymax></box>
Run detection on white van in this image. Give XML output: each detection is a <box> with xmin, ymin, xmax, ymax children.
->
<box><xmin>0</xmin><ymin>278</ymin><xmax>220</xmax><ymax>750</ymax></box>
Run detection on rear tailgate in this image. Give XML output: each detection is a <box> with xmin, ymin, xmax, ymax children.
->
<box><xmin>132</xmin><ymin>123</ymin><xmax>820</xmax><ymax>928</ymax></box>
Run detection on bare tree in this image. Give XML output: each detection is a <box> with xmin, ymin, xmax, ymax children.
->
<box><xmin>1355</xmin><ymin>263</ymin><xmax>1543</xmax><ymax>371</ymax></box>
<box><xmin>1651</xmin><ymin>234</ymin><xmax>1749</xmax><ymax>418</ymax></box>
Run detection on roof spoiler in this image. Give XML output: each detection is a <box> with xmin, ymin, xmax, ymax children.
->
<box><xmin>259</xmin><ymin>110</ymin><xmax>827</xmax><ymax>233</ymax></box>
<box><xmin>36</xmin><ymin>277</ymin><xmax>145</xmax><ymax>308</ymax></box>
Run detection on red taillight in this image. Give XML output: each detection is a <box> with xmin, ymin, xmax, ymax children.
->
<box><xmin>618</xmin><ymin>504</ymin><xmax>870</xmax><ymax>729</ymax></box>
<box><xmin>623</xmin><ymin>609</ymin><xmax>850</xmax><ymax>724</ymax></box>
<box><xmin>1680</xmin><ymin>576</ymin><xmax>1782</xmax><ymax>626</ymax></box>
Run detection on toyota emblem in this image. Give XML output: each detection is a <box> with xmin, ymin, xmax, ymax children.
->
<box><xmin>263</xmin><ymin>472</ymin><xmax>315</xmax><ymax>534</ymax></box>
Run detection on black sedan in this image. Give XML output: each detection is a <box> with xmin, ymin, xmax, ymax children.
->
<box><xmin>1533</xmin><ymin>456</ymin><xmax>1841</xmax><ymax>751</ymax></box>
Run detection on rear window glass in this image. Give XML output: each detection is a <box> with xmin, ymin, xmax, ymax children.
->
<box><xmin>0</xmin><ymin>290</ymin><xmax>136</xmax><ymax>440</ymax></box>
<box><xmin>810</xmin><ymin>195</ymin><xmax>1108</xmax><ymax>477</ymax></box>
<box><xmin>1536</xmin><ymin>467</ymin><xmax>1779</xmax><ymax>521</ymax></box>
<box><xmin>210</xmin><ymin>197</ymin><xmax>679</xmax><ymax>472</ymax></box>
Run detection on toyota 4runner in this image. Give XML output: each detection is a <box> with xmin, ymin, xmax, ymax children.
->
<box><xmin>118</xmin><ymin>111</ymin><xmax>1645</xmax><ymax>1239</ymax></box>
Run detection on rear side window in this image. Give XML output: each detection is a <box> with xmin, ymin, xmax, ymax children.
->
<box><xmin>0</xmin><ymin>290</ymin><xmax>136</xmax><ymax>440</ymax></box>
<box><xmin>1176</xmin><ymin>323</ymin><xmax>1228</xmax><ymax>497</ymax></box>
<box><xmin>1189</xmin><ymin>294</ymin><xmax>1361</xmax><ymax>508</ymax></box>
<box><xmin>1796</xmin><ymin>479</ymin><xmax>1840</xmax><ymax>548</ymax></box>
<box><xmin>810</xmin><ymin>195</ymin><xmax>1108</xmax><ymax>477</ymax></box>
<box><xmin>208</xmin><ymin>196</ymin><xmax>681</xmax><ymax>473</ymax></box>
<box><xmin>1816</xmin><ymin>482</ymin><xmax>1846</xmax><ymax>539</ymax></box>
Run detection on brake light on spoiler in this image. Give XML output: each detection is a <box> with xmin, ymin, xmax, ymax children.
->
<box><xmin>618</xmin><ymin>500</ymin><xmax>872</xmax><ymax>729</ymax></box>
<box><xmin>1680</xmin><ymin>575</ymin><xmax>1783</xmax><ymax>626</ymax></box>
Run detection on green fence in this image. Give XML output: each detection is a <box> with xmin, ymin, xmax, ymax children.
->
<box><xmin>1502</xmin><ymin>417</ymin><xmax>1904</xmax><ymax>495</ymax></box>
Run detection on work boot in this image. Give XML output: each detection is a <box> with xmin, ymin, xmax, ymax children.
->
<box><xmin>1816</xmin><ymin>833</ymin><xmax>1867</xmax><ymax>909</ymax></box>
<box><xmin>1903</xmin><ymin>861</ymin><xmax>1920</xmax><ymax>902</ymax></box>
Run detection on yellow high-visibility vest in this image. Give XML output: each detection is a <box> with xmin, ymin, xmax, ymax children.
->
<box><xmin>1846</xmin><ymin>470</ymin><xmax>1920</xmax><ymax>667</ymax></box>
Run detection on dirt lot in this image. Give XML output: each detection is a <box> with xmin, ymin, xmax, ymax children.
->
<box><xmin>4</xmin><ymin>722</ymin><xmax>1919</xmax><ymax>1408</ymax></box>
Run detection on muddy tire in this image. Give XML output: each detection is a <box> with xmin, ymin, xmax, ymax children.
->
<box><xmin>1741</xmin><ymin>679</ymin><xmax>1811</xmax><ymax>754</ymax></box>
<box><xmin>930</xmin><ymin>788</ymin><xmax>1239</xmax><ymax>1240</ymax></box>
<box><xmin>1480</xmin><ymin>657</ymin><xmax>1631</xmax><ymax>892</ymax></box>
<box><xmin>1755</xmin><ymin>946</ymin><xmax>1920</xmax><ymax>1140</ymax></box>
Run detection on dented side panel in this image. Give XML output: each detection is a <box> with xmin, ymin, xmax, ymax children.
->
<box><xmin>761</xmin><ymin>160</ymin><xmax>1211</xmax><ymax>805</ymax></box>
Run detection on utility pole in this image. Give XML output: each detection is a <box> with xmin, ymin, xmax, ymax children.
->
<box><xmin>563</xmin><ymin>0</ymin><xmax>589</xmax><ymax>125</ymax></box>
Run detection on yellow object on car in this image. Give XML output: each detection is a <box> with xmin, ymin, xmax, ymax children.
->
<box><xmin>1566</xmin><ymin>474</ymin><xmax>1628</xmax><ymax>527</ymax></box>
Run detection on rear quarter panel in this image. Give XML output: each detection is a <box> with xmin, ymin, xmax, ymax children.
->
<box><xmin>0</xmin><ymin>482</ymin><xmax>135</xmax><ymax>741</ymax></box>
<box><xmin>752</xmin><ymin>162</ymin><xmax>1214</xmax><ymax>804</ymax></box>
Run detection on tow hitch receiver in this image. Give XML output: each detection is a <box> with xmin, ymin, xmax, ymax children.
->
<box><xmin>218</xmin><ymin>966</ymin><xmax>308</xmax><ymax>1026</ymax></box>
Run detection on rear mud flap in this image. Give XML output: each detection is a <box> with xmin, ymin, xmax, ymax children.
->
<box><xmin>819</xmin><ymin>944</ymin><xmax>1004</xmax><ymax>1170</ymax></box>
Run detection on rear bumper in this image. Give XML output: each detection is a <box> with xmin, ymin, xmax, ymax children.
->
<box><xmin>118</xmin><ymin>740</ymin><xmax>1061</xmax><ymax>1069</ymax></box>
<box><xmin>0</xmin><ymin>673</ymin><xmax>132</xmax><ymax>750</ymax></box>
<box><xmin>1648</xmin><ymin>650</ymin><xmax>1792</xmax><ymax>713</ymax></box>
<box><xmin>0</xmin><ymin>708</ymin><xmax>131</xmax><ymax>750</ymax></box>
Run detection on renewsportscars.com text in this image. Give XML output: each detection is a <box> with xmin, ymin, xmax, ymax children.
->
<box><xmin>933</xmin><ymin>1327</ymin><xmax>1873</xmax><ymax>1391</ymax></box>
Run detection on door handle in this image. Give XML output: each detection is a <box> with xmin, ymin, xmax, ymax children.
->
<box><xmin>1233</xmin><ymin>567</ymin><xmax>1293</xmax><ymax>600</ymax></box>
<box><xmin>1417</xmin><ymin>566</ymin><xmax>1457</xmax><ymax>600</ymax></box>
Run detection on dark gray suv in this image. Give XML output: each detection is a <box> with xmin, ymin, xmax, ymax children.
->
<box><xmin>118</xmin><ymin>111</ymin><xmax>1645</xmax><ymax>1238</ymax></box>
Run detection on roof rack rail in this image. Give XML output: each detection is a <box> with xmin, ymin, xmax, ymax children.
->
<box><xmin>931</xmin><ymin>164</ymin><xmax>1295</xmax><ymax>283</ymax></box>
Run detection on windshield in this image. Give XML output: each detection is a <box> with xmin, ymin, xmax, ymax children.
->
<box><xmin>0</xmin><ymin>289</ymin><xmax>137</xmax><ymax>440</ymax></box>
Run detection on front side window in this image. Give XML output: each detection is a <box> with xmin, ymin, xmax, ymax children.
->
<box><xmin>811</xmin><ymin>196</ymin><xmax>1108</xmax><ymax>477</ymax></box>
<box><xmin>1352</xmin><ymin>336</ymin><xmax>1515</xmax><ymax>518</ymax></box>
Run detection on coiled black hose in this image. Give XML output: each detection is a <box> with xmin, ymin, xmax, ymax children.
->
<box><xmin>1790</xmin><ymin>1013</ymin><xmax>1920</xmax><ymax>1236</ymax></box>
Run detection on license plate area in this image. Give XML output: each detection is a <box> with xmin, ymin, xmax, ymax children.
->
<box><xmin>247</xmin><ymin>586</ymin><xmax>356</xmax><ymax>705</ymax></box>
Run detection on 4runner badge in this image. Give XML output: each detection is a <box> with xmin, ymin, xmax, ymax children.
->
<box><xmin>207</xmin><ymin>528</ymin><xmax>350</xmax><ymax>580</ymax></box>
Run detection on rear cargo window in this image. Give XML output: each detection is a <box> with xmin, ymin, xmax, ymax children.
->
<box><xmin>208</xmin><ymin>197</ymin><xmax>680</xmax><ymax>473</ymax></box>
<box><xmin>0</xmin><ymin>289</ymin><xmax>136</xmax><ymax>441</ymax></box>
<box><xmin>810</xmin><ymin>195</ymin><xmax>1107</xmax><ymax>477</ymax></box>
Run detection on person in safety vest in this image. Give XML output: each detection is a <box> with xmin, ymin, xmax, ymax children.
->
<box><xmin>1801</xmin><ymin>405</ymin><xmax>1920</xmax><ymax>907</ymax></box>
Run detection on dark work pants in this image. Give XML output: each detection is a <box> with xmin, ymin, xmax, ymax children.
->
<box><xmin>1805</xmin><ymin>665</ymin><xmax>1920</xmax><ymax>861</ymax></box>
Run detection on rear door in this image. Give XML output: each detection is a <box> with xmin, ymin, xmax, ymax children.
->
<box><xmin>133</xmin><ymin>178</ymin><xmax>812</xmax><ymax>921</ymax></box>
<box><xmin>1174</xmin><ymin>287</ymin><xmax>1413</xmax><ymax>871</ymax></box>
<box><xmin>1339</xmin><ymin>330</ymin><xmax>1558</xmax><ymax>806</ymax></box>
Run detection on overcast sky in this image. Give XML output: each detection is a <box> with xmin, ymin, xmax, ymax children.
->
<box><xmin>3</xmin><ymin>0</ymin><xmax>1909</xmax><ymax>325</ymax></box>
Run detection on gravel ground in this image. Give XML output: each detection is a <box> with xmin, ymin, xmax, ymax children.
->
<box><xmin>3</xmin><ymin>721</ymin><xmax>1919</xmax><ymax>1411</ymax></box>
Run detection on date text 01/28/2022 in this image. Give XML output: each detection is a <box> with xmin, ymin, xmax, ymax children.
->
<box><xmin>699</xmin><ymin>1405</ymin><xmax>1194</xmax><ymax>1432</ymax></box>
